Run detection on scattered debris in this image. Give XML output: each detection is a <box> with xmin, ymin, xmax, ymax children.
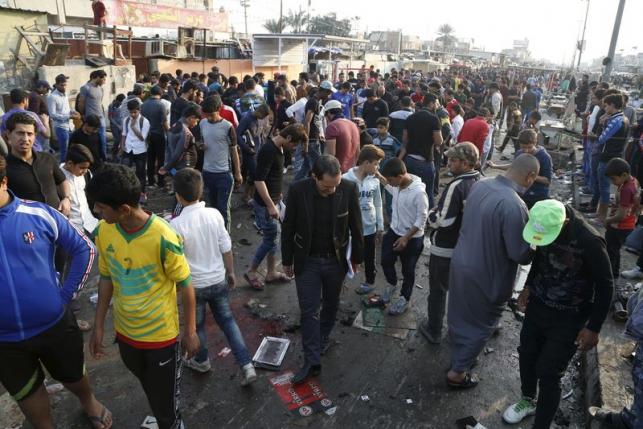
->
<box><xmin>252</xmin><ymin>337</ymin><xmax>290</xmax><ymax>370</ymax></box>
<box><xmin>562</xmin><ymin>389</ymin><xmax>573</xmax><ymax>400</ymax></box>
<box><xmin>217</xmin><ymin>347</ymin><xmax>232</xmax><ymax>357</ymax></box>
<box><xmin>484</xmin><ymin>347</ymin><xmax>495</xmax><ymax>355</ymax></box>
<box><xmin>415</xmin><ymin>284</ymin><xmax>424</xmax><ymax>289</ymax></box>
<box><xmin>338</xmin><ymin>392</ymin><xmax>350</xmax><ymax>398</ymax></box>
<box><xmin>236</xmin><ymin>223</ymin><xmax>242</xmax><ymax>229</ymax></box>
<box><xmin>511</xmin><ymin>353</ymin><xmax>519</xmax><ymax>359</ymax></box>
<box><xmin>324</xmin><ymin>406</ymin><xmax>337</xmax><ymax>416</ymax></box>
<box><xmin>405</xmin><ymin>398</ymin><xmax>413</xmax><ymax>405</ymax></box>
<box><xmin>269</xmin><ymin>372</ymin><xmax>334</xmax><ymax>417</ymax></box>
<box><xmin>360</xmin><ymin>395</ymin><xmax>370</xmax><ymax>402</ymax></box>
<box><xmin>238</xmin><ymin>238</ymin><xmax>252</xmax><ymax>246</ymax></box>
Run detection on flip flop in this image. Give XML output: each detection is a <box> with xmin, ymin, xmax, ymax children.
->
<box><xmin>265</xmin><ymin>273</ymin><xmax>292</xmax><ymax>284</ymax></box>
<box><xmin>244</xmin><ymin>273</ymin><xmax>264</xmax><ymax>290</ymax></box>
<box><xmin>77</xmin><ymin>319</ymin><xmax>92</xmax><ymax>332</ymax></box>
<box><xmin>87</xmin><ymin>405</ymin><xmax>112</xmax><ymax>429</ymax></box>
<box><xmin>447</xmin><ymin>372</ymin><xmax>479</xmax><ymax>389</ymax></box>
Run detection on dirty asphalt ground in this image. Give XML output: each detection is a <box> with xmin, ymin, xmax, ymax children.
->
<box><xmin>2</xmin><ymin>133</ymin><xmax>592</xmax><ymax>429</ymax></box>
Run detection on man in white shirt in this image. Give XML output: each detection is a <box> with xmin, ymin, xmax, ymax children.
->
<box><xmin>170</xmin><ymin>168</ymin><xmax>257</xmax><ymax>386</ymax></box>
<box><xmin>120</xmin><ymin>99</ymin><xmax>150</xmax><ymax>201</ymax></box>
<box><xmin>47</xmin><ymin>74</ymin><xmax>80</xmax><ymax>161</ymax></box>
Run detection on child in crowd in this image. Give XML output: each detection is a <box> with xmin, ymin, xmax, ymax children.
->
<box><xmin>380</xmin><ymin>158</ymin><xmax>429</xmax><ymax>315</ymax></box>
<box><xmin>120</xmin><ymin>99</ymin><xmax>150</xmax><ymax>203</ymax></box>
<box><xmin>604</xmin><ymin>157</ymin><xmax>640</xmax><ymax>278</ymax></box>
<box><xmin>61</xmin><ymin>143</ymin><xmax>99</xmax><ymax>332</ymax></box>
<box><xmin>61</xmin><ymin>144</ymin><xmax>98</xmax><ymax>235</ymax></box>
<box><xmin>343</xmin><ymin>145</ymin><xmax>386</xmax><ymax>295</ymax></box>
<box><xmin>489</xmin><ymin>129</ymin><xmax>552</xmax><ymax>208</ymax></box>
<box><xmin>372</xmin><ymin>117</ymin><xmax>400</xmax><ymax>220</ymax></box>
<box><xmin>170</xmin><ymin>168</ymin><xmax>257</xmax><ymax>385</ymax></box>
<box><xmin>88</xmin><ymin>164</ymin><xmax>199</xmax><ymax>429</ymax></box>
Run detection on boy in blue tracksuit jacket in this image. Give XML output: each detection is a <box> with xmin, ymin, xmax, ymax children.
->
<box><xmin>0</xmin><ymin>152</ymin><xmax>110</xmax><ymax>427</ymax></box>
<box><xmin>343</xmin><ymin>145</ymin><xmax>386</xmax><ymax>295</ymax></box>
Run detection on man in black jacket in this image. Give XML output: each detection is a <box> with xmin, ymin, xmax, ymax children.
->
<box><xmin>503</xmin><ymin>200</ymin><xmax>613</xmax><ymax>428</ymax></box>
<box><xmin>420</xmin><ymin>143</ymin><xmax>480</xmax><ymax>344</ymax></box>
<box><xmin>282</xmin><ymin>155</ymin><xmax>364</xmax><ymax>384</ymax></box>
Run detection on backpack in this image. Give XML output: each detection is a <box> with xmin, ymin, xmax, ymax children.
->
<box><xmin>124</xmin><ymin>116</ymin><xmax>145</xmax><ymax>141</ymax></box>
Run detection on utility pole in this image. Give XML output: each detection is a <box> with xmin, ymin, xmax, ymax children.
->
<box><xmin>603</xmin><ymin>0</ymin><xmax>626</xmax><ymax>81</ymax></box>
<box><xmin>576</xmin><ymin>0</ymin><xmax>590</xmax><ymax>70</ymax></box>
<box><xmin>279</xmin><ymin>0</ymin><xmax>283</xmax><ymax>32</ymax></box>
<box><xmin>240</xmin><ymin>0</ymin><xmax>250</xmax><ymax>38</ymax></box>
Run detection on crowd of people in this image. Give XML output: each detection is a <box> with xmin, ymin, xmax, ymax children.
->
<box><xmin>0</xmin><ymin>61</ymin><xmax>642</xmax><ymax>429</ymax></box>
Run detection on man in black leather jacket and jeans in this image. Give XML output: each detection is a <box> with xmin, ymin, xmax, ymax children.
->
<box><xmin>281</xmin><ymin>155</ymin><xmax>364</xmax><ymax>384</ymax></box>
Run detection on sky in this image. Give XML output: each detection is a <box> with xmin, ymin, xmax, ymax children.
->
<box><xmin>218</xmin><ymin>0</ymin><xmax>641</xmax><ymax>65</ymax></box>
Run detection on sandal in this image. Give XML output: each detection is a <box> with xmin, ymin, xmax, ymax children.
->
<box><xmin>447</xmin><ymin>372</ymin><xmax>479</xmax><ymax>389</ymax></box>
<box><xmin>87</xmin><ymin>405</ymin><xmax>112</xmax><ymax>429</ymax></box>
<box><xmin>244</xmin><ymin>273</ymin><xmax>264</xmax><ymax>290</ymax></box>
<box><xmin>265</xmin><ymin>272</ymin><xmax>292</xmax><ymax>284</ymax></box>
<box><xmin>77</xmin><ymin>319</ymin><xmax>92</xmax><ymax>332</ymax></box>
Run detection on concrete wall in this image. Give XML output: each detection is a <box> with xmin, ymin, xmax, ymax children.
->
<box><xmin>37</xmin><ymin>64</ymin><xmax>137</xmax><ymax>112</ymax></box>
<box><xmin>149</xmin><ymin>58</ymin><xmax>301</xmax><ymax>82</ymax></box>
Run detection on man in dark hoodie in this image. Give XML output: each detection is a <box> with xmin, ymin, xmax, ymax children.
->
<box><xmin>503</xmin><ymin>200</ymin><xmax>612</xmax><ymax>428</ymax></box>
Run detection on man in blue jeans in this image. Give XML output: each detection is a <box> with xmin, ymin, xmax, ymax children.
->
<box><xmin>170</xmin><ymin>168</ymin><xmax>257</xmax><ymax>386</ymax></box>
<box><xmin>380</xmin><ymin>158</ymin><xmax>429</xmax><ymax>315</ymax></box>
<box><xmin>398</xmin><ymin>93</ymin><xmax>443</xmax><ymax>208</ymax></box>
<box><xmin>244</xmin><ymin>124</ymin><xmax>308</xmax><ymax>290</ymax></box>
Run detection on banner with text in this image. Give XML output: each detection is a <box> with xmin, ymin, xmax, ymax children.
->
<box><xmin>106</xmin><ymin>0</ymin><xmax>229</xmax><ymax>32</ymax></box>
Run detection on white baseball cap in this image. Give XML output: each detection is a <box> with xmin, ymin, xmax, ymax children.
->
<box><xmin>324</xmin><ymin>99</ymin><xmax>343</xmax><ymax>111</ymax></box>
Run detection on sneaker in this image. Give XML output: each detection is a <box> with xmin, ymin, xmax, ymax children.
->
<box><xmin>622</xmin><ymin>266</ymin><xmax>643</xmax><ymax>280</ymax></box>
<box><xmin>388</xmin><ymin>296</ymin><xmax>408</xmax><ymax>315</ymax></box>
<box><xmin>502</xmin><ymin>397</ymin><xmax>537</xmax><ymax>424</ymax></box>
<box><xmin>240</xmin><ymin>363</ymin><xmax>257</xmax><ymax>386</ymax></box>
<box><xmin>382</xmin><ymin>284</ymin><xmax>396</xmax><ymax>304</ymax></box>
<box><xmin>355</xmin><ymin>283</ymin><xmax>375</xmax><ymax>295</ymax></box>
<box><xmin>184</xmin><ymin>357</ymin><xmax>211</xmax><ymax>373</ymax></box>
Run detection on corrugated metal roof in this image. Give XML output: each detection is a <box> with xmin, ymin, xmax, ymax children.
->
<box><xmin>0</xmin><ymin>5</ymin><xmax>48</xmax><ymax>14</ymax></box>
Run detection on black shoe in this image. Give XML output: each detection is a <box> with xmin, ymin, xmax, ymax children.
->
<box><xmin>419</xmin><ymin>320</ymin><xmax>441</xmax><ymax>344</ymax></box>
<box><xmin>292</xmin><ymin>363</ymin><xmax>321</xmax><ymax>385</ymax></box>
<box><xmin>321</xmin><ymin>336</ymin><xmax>331</xmax><ymax>355</ymax></box>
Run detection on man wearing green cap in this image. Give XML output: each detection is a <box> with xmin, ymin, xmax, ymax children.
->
<box><xmin>503</xmin><ymin>200</ymin><xmax>613</xmax><ymax>428</ymax></box>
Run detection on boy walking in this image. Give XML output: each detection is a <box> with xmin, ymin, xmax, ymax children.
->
<box><xmin>88</xmin><ymin>164</ymin><xmax>199</xmax><ymax>429</ymax></box>
<box><xmin>380</xmin><ymin>158</ymin><xmax>429</xmax><ymax>315</ymax></box>
<box><xmin>120</xmin><ymin>100</ymin><xmax>150</xmax><ymax>203</ymax></box>
<box><xmin>342</xmin><ymin>145</ymin><xmax>386</xmax><ymax>295</ymax></box>
<box><xmin>604</xmin><ymin>158</ymin><xmax>640</xmax><ymax>277</ymax></box>
<box><xmin>170</xmin><ymin>168</ymin><xmax>257</xmax><ymax>386</ymax></box>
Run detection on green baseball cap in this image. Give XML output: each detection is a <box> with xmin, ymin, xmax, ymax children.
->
<box><xmin>522</xmin><ymin>199</ymin><xmax>566</xmax><ymax>246</ymax></box>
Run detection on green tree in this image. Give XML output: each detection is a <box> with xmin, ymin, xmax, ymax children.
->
<box><xmin>263</xmin><ymin>18</ymin><xmax>286</xmax><ymax>34</ymax></box>
<box><xmin>286</xmin><ymin>8</ymin><xmax>308</xmax><ymax>33</ymax></box>
<box><xmin>308</xmin><ymin>13</ymin><xmax>351</xmax><ymax>37</ymax></box>
<box><xmin>436</xmin><ymin>23</ymin><xmax>456</xmax><ymax>51</ymax></box>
